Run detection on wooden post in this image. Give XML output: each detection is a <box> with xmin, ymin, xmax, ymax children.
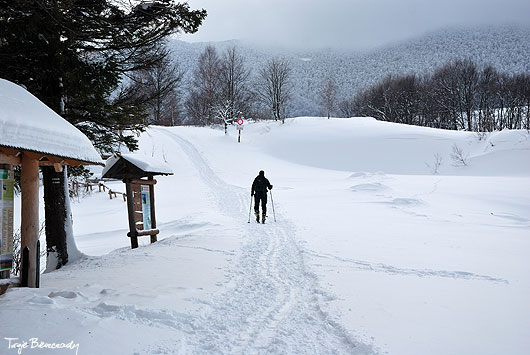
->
<box><xmin>35</xmin><ymin>240</ymin><xmax>40</xmax><ymax>288</ymax></box>
<box><xmin>125</xmin><ymin>179</ymin><xmax>138</xmax><ymax>248</ymax></box>
<box><xmin>148</xmin><ymin>176</ymin><xmax>157</xmax><ymax>243</ymax></box>
<box><xmin>21</xmin><ymin>247</ymin><xmax>29</xmax><ymax>287</ymax></box>
<box><xmin>20</xmin><ymin>154</ymin><xmax>39</xmax><ymax>287</ymax></box>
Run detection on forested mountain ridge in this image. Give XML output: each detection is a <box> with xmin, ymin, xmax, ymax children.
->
<box><xmin>169</xmin><ymin>25</ymin><xmax>530</xmax><ymax>117</ymax></box>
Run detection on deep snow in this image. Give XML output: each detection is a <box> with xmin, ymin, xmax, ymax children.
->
<box><xmin>1</xmin><ymin>117</ymin><xmax>529</xmax><ymax>355</ymax></box>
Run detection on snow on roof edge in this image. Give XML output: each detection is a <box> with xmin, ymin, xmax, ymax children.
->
<box><xmin>0</xmin><ymin>142</ymin><xmax>103</xmax><ymax>165</ymax></box>
<box><xmin>101</xmin><ymin>153</ymin><xmax>173</xmax><ymax>178</ymax></box>
<box><xmin>0</xmin><ymin>78</ymin><xmax>103</xmax><ymax>165</ymax></box>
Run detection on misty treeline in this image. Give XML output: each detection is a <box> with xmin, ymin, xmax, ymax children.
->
<box><xmin>341</xmin><ymin>58</ymin><xmax>530</xmax><ymax>131</ymax></box>
<box><xmin>147</xmin><ymin>47</ymin><xmax>530</xmax><ymax>132</ymax></box>
<box><xmin>146</xmin><ymin>44</ymin><xmax>294</xmax><ymax>126</ymax></box>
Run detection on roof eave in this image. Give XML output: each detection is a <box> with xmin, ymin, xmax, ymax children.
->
<box><xmin>0</xmin><ymin>144</ymin><xmax>103</xmax><ymax>166</ymax></box>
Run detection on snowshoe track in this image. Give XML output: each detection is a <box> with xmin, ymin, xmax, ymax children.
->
<box><xmin>157</xmin><ymin>128</ymin><xmax>377</xmax><ymax>354</ymax></box>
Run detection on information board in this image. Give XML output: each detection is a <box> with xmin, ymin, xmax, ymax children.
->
<box><xmin>141</xmin><ymin>185</ymin><xmax>152</xmax><ymax>230</ymax></box>
<box><xmin>0</xmin><ymin>169</ymin><xmax>14</xmax><ymax>271</ymax></box>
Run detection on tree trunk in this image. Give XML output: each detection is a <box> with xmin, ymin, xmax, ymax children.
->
<box><xmin>467</xmin><ymin>108</ymin><xmax>473</xmax><ymax>131</ymax></box>
<box><xmin>42</xmin><ymin>166</ymin><xmax>68</xmax><ymax>270</ymax></box>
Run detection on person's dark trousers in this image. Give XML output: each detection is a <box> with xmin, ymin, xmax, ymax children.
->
<box><xmin>254</xmin><ymin>192</ymin><xmax>268</xmax><ymax>215</ymax></box>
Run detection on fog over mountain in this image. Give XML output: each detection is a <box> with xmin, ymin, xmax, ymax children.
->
<box><xmin>170</xmin><ymin>25</ymin><xmax>530</xmax><ymax>117</ymax></box>
<box><xmin>181</xmin><ymin>0</ymin><xmax>530</xmax><ymax>50</ymax></box>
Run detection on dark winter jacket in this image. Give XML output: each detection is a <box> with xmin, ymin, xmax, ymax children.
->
<box><xmin>252</xmin><ymin>171</ymin><xmax>272</xmax><ymax>196</ymax></box>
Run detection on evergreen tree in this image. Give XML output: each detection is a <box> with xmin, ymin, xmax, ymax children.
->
<box><xmin>0</xmin><ymin>0</ymin><xmax>206</xmax><ymax>151</ymax></box>
<box><xmin>0</xmin><ymin>0</ymin><xmax>206</xmax><ymax>269</ymax></box>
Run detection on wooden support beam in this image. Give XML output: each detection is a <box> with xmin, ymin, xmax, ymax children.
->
<box><xmin>135</xmin><ymin>229</ymin><xmax>160</xmax><ymax>237</ymax></box>
<box><xmin>20</xmin><ymin>154</ymin><xmax>39</xmax><ymax>288</ymax></box>
<box><xmin>125</xmin><ymin>180</ymin><xmax>138</xmax><ymax>249</ymax></box>
<box><xmin>0</xmin><ymin>150</ymin><xmax>20</xmax><ymax>165</ymax></box>
<box><xmin>22</xmin><ymin>151</ymin><xmax>47</xmax><ymax>162</ymax></box>
<box><xmin>149</xmin><ymin>182</ymin><xmax>157</xmax><ymax>243</ymax></box>
<box><xmin>1</xmin><ymin>146</ymin><xmax>101</xmax><ymax>167</ymax></box>
<box><xmin>53</xmin><ymin>163</ymin><xmax>63</xmax><ymax>173</ymax></box>
<box><xmin>129</xmin><ymin>178</ymin><xmax>157</xmax><ymax>186</ymax></box>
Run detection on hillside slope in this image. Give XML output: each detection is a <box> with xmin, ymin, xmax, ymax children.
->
<box><xmin>170</xmin><ymin>25</ymin><xmax>530</xmax><ymax>117</ymax></box>
<box><xmin>251</xmin><ymin>117</ymin><xmax>530</xmax><ymax>176</ymax></box>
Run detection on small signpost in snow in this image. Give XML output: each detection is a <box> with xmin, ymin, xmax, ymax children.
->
<box><xmin>236</xmin><ymin>118</ymin><xmax>244</xmax><ymax>143</ymax></box>
<box><xmin>101</xmin><ymin>154</ymin><xmax>173</xmax><ymax>249</ymax></box>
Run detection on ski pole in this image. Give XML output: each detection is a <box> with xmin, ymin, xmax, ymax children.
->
<box><xmin>269</xmin><ymin>189</ymin><xmax>276</xmax><ymax>222</ymax></box>
<box><xmin>248</xmin><ymin>194</ymin><xmax>253</xmax><ymax>223</ymax></box>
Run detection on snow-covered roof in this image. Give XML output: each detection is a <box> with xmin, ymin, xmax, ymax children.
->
<box><xmin>101</xmin><ymin>153</ymin><xmax>173</xmax><ymax>179</ymax></box>
<box><xmin>0</xmin><ymin>78</ymin><xmax>102</xmax><ymax>165</ymax></box>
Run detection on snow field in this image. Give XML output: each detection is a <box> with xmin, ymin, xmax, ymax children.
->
<box><xmin>1</xmin><ymin>117</ymin><xmax>529</xmax><ymax>355</ymax></box>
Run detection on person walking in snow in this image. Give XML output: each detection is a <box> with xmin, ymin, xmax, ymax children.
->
<box><xmin>251</xmin><ymin>170</ymin><xmax>273</xmax><ymax>223</ymax></box>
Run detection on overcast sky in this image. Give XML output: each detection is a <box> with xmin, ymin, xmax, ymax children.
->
<box><xmin>179</xmin><ymin>0</ymin><xmax>530</xmax><ymax>50</ymax></box>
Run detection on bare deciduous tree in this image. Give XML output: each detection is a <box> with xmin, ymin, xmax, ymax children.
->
<box><xmin>349</xmin><ymin>58</ymin><xmax>530</xmax><ymax>132</ymax></box>
<box><xmin>257</xmin><ymin>58</ymin><xmax>292</xmax><ymax>123</ymax></box>
<box><xmin>133</xmin><ymin>55</ymin><xmax>185</xmax><ymax>126</ymax></box>
<box><xmin>425</xmin><ymin>153</ymin><xmax>443</xmax><ymax>174</ymax></box>
<box><xmin>338</xmin><ymin>97</ymin><xmax>356</xmax><ymax>118</ymax></box>
<box><xmin>186</xmin><ymin>45</ymin><xmax>221</xmax><ymax>125</ymax></box>
<box><xmin>320</xmin><ymin>77</ymin><xmax>338</xmax><ymax>119</ymax></box>
<box><xmin>218</xmin><ymin>47</ymin><xmax>252</xmax><ymax>125</ymax></box>
<box><xmin>216</xmin><ymin>99</ymin><xmax>234</xmax><ymax>134</ymax></box>
<box><xmin>455</xmin><ymin>59</ymin><xmax>479</xmax><ymax>131</ymax></box>
<box><xmin>451</xmin><ymin>144</ymin><xmax>468</xmax><ymax>166</ymax></box>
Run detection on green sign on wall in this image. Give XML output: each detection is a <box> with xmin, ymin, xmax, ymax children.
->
<box><xmin>0</xmin><ymin>168</ymin><xmax>14</xmax><ymax>272</ymax></box>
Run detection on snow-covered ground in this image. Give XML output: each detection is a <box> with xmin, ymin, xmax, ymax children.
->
<box><xmin>1</xmin><ymin>117</ymin><xmax>529</xmax><ymax>355</ymax></box>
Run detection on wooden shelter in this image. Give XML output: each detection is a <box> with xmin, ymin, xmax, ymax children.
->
<box><xmin>0</xmin><ymin>78</ymin><xmax>102</xmax><ymax>290</ymax></box>
<box><xmin>101</xmin><ymin>153</ymin><xmax>173</xmax><ymax>249</ymax></box>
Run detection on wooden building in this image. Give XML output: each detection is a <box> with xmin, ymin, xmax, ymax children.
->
<box><xmin>0</xmin><ymin>78</ymin><xmax>102</xmax><ymax>291</ymax></box>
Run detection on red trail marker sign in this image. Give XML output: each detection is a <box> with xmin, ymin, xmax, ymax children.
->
<box><xmin>236</xmin><ymin>118</ymin><xmax>244</xmax><ymax>142</ymax></box>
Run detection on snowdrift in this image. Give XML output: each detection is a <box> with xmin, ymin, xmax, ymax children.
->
<box><xmin>249</xmin><ymin>117</ymin><xmax>530</xmax><ymax>176</ymax></box>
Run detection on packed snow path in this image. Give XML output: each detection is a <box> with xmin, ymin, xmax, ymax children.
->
<box><xmin>156</xmin><ymin>129</ymin><xmax>377</xmax><ymax>354</ymax></box>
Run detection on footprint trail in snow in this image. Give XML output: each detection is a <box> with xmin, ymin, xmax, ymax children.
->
<box><xmin>156</xmin><ymin>128</ymin><xmax>378</xmax><ymax>354</ymax></box>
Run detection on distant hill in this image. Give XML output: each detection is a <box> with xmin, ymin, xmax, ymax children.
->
<box><xmin>168</xmin><ymin>25</ymin><xmax>530</xmax><ymax>117</ymax></box>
